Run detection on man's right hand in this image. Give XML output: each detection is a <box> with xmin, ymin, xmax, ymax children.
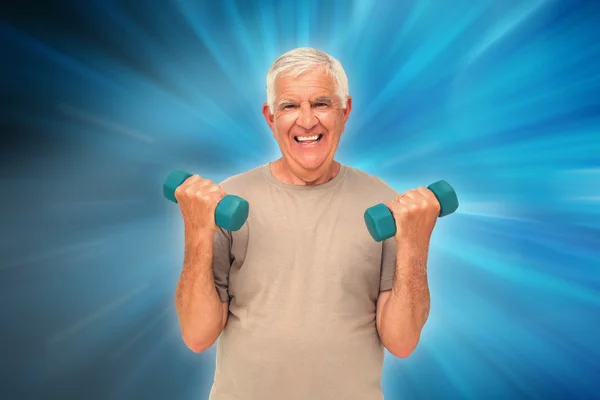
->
<box><xmin>174</xmin><ymin>175</ymin><xmax>226</xmax><ymax>235</ymax></box>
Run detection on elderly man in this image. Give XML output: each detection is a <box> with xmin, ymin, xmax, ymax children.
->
<box><xmin>174</xmin><ymin>47</ymin><xmax>441</xmax><ymax>400</ymax></box>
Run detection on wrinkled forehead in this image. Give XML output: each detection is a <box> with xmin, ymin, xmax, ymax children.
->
<box><xmin>274</xmin><ymin>67</ymin><xmax>336</xmax><ymax>96</ymax></box>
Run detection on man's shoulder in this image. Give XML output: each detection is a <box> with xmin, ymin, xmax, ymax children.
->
<box><xmin>218</xmin><ymin>163</ymin><xmax>267</xmax><ymax>193</ymax></box>
<box><xmin>342</xmin><ymin>164</ymin><xmax>398</xmax><ymax>197</ymax></box>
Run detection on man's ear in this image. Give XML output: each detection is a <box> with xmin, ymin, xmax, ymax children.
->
<box><xmin>343</xmin><ymin>96</ymin><xmax>352</xmax><ymax>123</ymax></box>
<box><xmin>339</xmin><ymin>96</ymin><xmax>352</xmax><ymax>135</ymax></box>
<box><xmin>262</xmin><ymin>102</ymin><xmax>275</xmax><ymax>131</ymax></box>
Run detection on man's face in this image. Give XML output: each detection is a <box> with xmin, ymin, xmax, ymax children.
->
<box><xmin>262</xmin><ymin>67</ymin><xmax>352</xmax><ymax>180</ymax></box>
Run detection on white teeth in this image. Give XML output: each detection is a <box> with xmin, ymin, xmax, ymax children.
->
<box><xmin>296</xmin><ymin>134</ymin><xmax>320</xmax><ymax>142</ymax></box>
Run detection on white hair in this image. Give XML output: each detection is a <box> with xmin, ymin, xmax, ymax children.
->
<box><xmin>266</xmin><ymin>47</ymin><xmax>349</xmax><ymax>114</ymax></box>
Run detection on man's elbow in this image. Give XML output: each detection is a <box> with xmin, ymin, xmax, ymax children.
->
<box><xmin>181</xmin><ymin>332</ymin><xmax>218</xmax><ymax>353</ymax></box>
<box><xmin>384</xmin><ymin>338</ymin><xmax>420</xmax><ymax>359</ymax></box>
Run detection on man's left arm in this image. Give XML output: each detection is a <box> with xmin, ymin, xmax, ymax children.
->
<box><xmin>376</xmin><ymin>186</ymin><xmax>441</xmax><ymax>358</ymax></box>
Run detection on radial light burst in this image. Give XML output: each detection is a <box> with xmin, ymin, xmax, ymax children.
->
<box><xmin>1</xmin><ymin>0</ymin><xmax>599</xmax><ymax>399</ymax></box>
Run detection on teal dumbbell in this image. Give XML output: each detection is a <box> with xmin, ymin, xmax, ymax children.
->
<box><xmin>163</xmin><ymin>169</ymin><xmax>249</xmax><ymax>231</ymax></box>
<box><xmin>364</xmin><ymin>180</ymin><xmax>458</xmax><ymax>242</ymax></box>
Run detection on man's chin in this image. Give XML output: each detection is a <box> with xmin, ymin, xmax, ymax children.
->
<box><xmin>290</xmin><ymin>148</ymin><xmax>332</xmax><ymax>167</ymax></box>
<box><xmin>292</xmin><ymin>157</ymin><xmax>327</xmax><ymax>173</ymax></box>
<box><xmin>290</xmin><ymin>157</ymin><xmax>337</xmax><ymax>181</ymax></box>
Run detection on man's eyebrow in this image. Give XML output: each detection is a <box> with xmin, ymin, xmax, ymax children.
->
<box><xmin>314</xmin><ymin>96</ymin><xmax>333</xmax><ymax>104</ymax></box>
<box><xmin>277</xmin><ymin>97</ymin><xmax>334</xmax><ymax>107</ymax></box>
<box><xmin>277</xmin><ymin>99</ymin><xmax>296</xmax><ymax>107</ymax></box>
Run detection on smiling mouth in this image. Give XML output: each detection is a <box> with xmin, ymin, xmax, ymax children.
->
<box><xmin>294</xmin><ymin>134</ymin><xmax>323</xmax><ymax>144</ymax></box>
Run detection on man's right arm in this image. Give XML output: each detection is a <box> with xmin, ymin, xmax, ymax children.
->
<box><xmin>175</xmin><ymin>231</ymin><xmax>228</xmax><ymax>353</ymax></box>
<box><xmin>172</xmin><ymin>175</ymin><xmax>231</xmax><ymax>353</ymax></box>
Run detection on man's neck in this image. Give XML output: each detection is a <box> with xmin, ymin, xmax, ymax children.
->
<box><xmin>270</xmin><ymin>158</ymin><xmax>340</xmax><ymax>186</ymax></box>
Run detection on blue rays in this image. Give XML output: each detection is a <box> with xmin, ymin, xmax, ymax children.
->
<box><xmin>1</xmin><ymin>0</ymin><xmax>599</xmax><ymax>399</ymax></box>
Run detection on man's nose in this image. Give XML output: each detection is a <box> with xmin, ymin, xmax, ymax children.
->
<box><xmin>296</xmin><ymin>103</ymin><xmax>318</xmax><ymax>130</ymax></box>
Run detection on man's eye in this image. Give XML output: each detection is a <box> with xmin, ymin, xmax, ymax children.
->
<box><xmin>315</xmin><ymin>103</ymin><xmax>328</xmax><ymax>108</ymax></box>
<box><xmin>283</xmin><ymin>105</ymin><xmax>296</xmax><ymax>110</ymax></box>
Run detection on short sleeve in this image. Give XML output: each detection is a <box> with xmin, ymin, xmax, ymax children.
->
<box><xmin>379</xmin><ymin>237</ymin><xmax>396</xmax><ymax>291</ymax></box>
<box><xmin>213</xmin><ymin>227</ymin><xmax>233</xmax><ymax>302</ymax></box>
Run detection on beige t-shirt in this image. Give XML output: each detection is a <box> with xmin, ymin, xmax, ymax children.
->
<box><xmin>209</xmin><ymin>163</ymin><xmax>398</xmax><ymax>400</ymax></box>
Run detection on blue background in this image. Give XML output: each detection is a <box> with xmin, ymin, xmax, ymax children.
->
<box><xmin>1</xmin><ymin>0</ymin><xmax>599</xmax><ymax>399</ymax></box>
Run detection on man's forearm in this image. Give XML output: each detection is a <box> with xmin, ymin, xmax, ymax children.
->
<box><xmin>378</xmin><ymin>246</ymin><xmax>431</xmax><ymax>357</ymax></box>
<box><xmin>175</xmin><ymin>231</ymin><xmax>226</xmax><ymax>353</ymax></box>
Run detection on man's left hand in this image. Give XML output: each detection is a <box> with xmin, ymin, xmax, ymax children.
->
<box><xmin>386</xmin><ymin>187</ymin><xmax>441</xmax><ymax>253</ymax></box>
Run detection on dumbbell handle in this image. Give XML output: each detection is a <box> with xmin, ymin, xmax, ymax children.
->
<box><xmin>364</xmin><ymin>180</ymin><xmax>458</xmax><ymax>242</ymax></box>
<box><xmin>163</xmin><ymin>169</ymin><xmax>249</xmax><ymax>231</ymax></box>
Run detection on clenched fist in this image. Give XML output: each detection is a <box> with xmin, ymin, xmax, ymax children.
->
<box><xmin>386</xmin><ymin>186</ymin><xmax>441</xmax><ymax>250</ymax></box>
<box><xmin>174</xmin><ymin>175</ymin><xmax>226</xmax><ymax>236</ymax></box>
